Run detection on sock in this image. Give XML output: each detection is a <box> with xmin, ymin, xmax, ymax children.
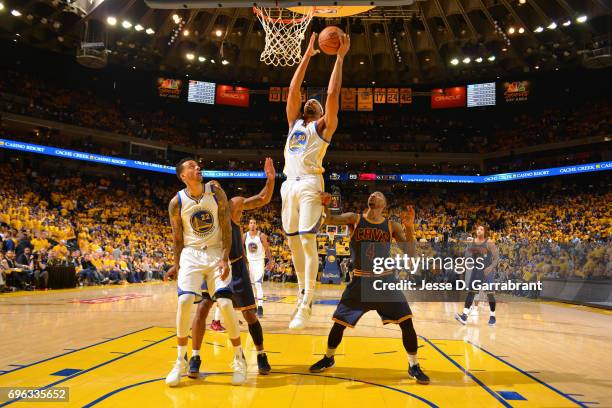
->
<box><xmin>233</xmin><ymin>345</ymin><xmax>244</xmax><ymax>359</ymax></box>
<box><xmin>463</xmin><ymin>308</ymin><xmax>469</xmax><ymax>316</ymax></box>
<box><xmin>214</xmin><ymin>305</ymin><xmax>221</xmax><ymax>322</ymax></box>
<box><xmin>287</xmin><ymin>236</ymin><xmax>305</xmax><ymax>297</ymax></box>
<box><xmin>254</xmin><ymin>282</ymin><xmax>264</xmax><ymax>307</ymax></box>
<box><xmin>325</xmin><ymin>348</ymin><xmax>336</xmax><ymax>358</ymax></box>
<box><xmin>192</xmin><ymin>349</ymin><xmax>200</xmax><ymax>357</ymax></box>
<box><xmin>177</xmin><ymin>345</ymin><xmax>187</xmax><ymax>361</ymax></box>
<box><xmin>248</xmin><ymin>320</ymin><xmax>264</xmax><ymax>348</ymax></box>
<box><xmin>257</xmin><ymin>350</ymin><xmax>266</xmax><ymax>356</ymax></box>
<box><xmin>490</xmin><ymin>311</ymin><xmax>496</xmax><ymax>317</ymax></box>
<box><xmin>408</xmin><ymin>353</ymin><xmax>418</xmax><ymax>367</ymax></box>
<box><xmin>300</xmin><ymin>234</ymin><xmax>318</xmax><ymax>307</ymax></box>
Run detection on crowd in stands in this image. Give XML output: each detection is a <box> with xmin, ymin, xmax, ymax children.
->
<box><xmin>1</xmin><ymin>154</ymin><xmax>609</xmax><ymax>293</ymax></box>
<box><xmin>1</xmin><ymin>69</ymin><xmax>609</xmax><ymax>158</ymax></box>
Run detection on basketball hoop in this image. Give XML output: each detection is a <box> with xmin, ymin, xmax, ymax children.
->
<box><xmin>253</xmin><ymin>6</ymin><xmax>313</xmax><ymax>67</ymax></box>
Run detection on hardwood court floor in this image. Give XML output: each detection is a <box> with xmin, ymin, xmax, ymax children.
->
<box><xmin>0</xmin><ymin>282</ymin><xmax>610</xmax><ymax>407</ymax></box>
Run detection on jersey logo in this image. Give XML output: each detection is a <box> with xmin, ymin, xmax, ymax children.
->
<box><xmin>288</xmin><ymin>130</ymin><xmax>307</xmax><ymax>153</ymax></box>
<box><xmin>190</xmin><ymin>209</ymin><xmax>215</xmax><ymax>237</ymax></box>
<box><xmin>248</xmin><ymin>242</ymin><xmax>258</xmax><ymax>253</ymax></box>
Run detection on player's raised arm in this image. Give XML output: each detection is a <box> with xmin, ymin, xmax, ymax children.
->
<box><xmin>320</xmin><ymin>192</ymin><xmax>358</xmax><ymax>225</ymax></box>
<box><xmin>168</xmin><ymin>195</ymin><xmax>184</xmax><ymax>277</ymax></box>
<box><xmin>242</xmin><ymin>158</ymin><xmax>276</xmax><ymax>210</ymax></box>
<box><xmin>393</xmin><ymin>205</ymin><xmax>416</xmax><ymax>258</ymax></box>
<box><xmin>287</xmin><ymin>33</ymin><xmax>319</xmax><ymax>127</ymax></box>
<box><xmin>319</xmin><ymin>34</ymin><xmax>350</xmax><ymax>141</ymax></box>
<box><xmin>211</xmin><ymin>182</ymin><xmax>232</xmax><ymax>280</ymax></box>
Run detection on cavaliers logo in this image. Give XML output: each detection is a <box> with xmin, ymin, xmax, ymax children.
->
<box><xmin>288</xmin><ymin>131</ymin><xmax>307</xmax><ymax>153</ymax></box>
<box><xmin>248</xmin><ymin>242</ymin><xmax>258</xmax><ymax>253</ymax></box>
<box><xmin>190</xmin><ymin>209</ymin><xmax>215</xmax><ymax>237</ymax></box>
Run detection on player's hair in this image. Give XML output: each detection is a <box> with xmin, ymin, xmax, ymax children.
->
<box><xmin>249</xmin><ymin>218</ymin><xmax>257</xmax><ymax>224</ymax></box>
<box><xmin>175</xmin><ymin>157</ymin><xmax>196</xmax><ymax>181</ymax></box>
<box><xmin>474</xmin><ymin>224</ymin><xmax>489</xmax><ymax>239</ymax></box>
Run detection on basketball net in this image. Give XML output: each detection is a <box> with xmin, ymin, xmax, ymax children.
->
<box><xmin>253</xmin><ymin>6</ymin><xmax>313</xmax><ymax>67</ymax></box>
<box><xmin>327</xmin><ymin>232</ymin><xmax>336</xmax><ymax>246</ymax></box>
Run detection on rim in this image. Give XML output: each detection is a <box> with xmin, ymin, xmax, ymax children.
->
<box><xmin>252</xmin><ymin>6</ymin><xmax>312</xmax><ymax>25</ymax></box>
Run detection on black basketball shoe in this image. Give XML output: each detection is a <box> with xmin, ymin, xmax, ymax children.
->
<box><xmin>408</xmin><ymin>364</ymin><xmax>430</xmax><ymax>384</ymax></box>
<box><xmin>188</xmin><ymin>355</ymin><xmax>201</xmax><ymax>379</ymax></box>
<box><xmin>309</xmin><ymin>355</ymin><xmax>335</xmax><ymax>373</ymax></box>
<box><xmin>257</xmin><ymin>306</ymin><xmax>264</xmax><ymax>318</ymax></box>
<box><xmin>257</xmin><ymin>353</ymin><xmax>271</xmax><ymax>375</ymax></box>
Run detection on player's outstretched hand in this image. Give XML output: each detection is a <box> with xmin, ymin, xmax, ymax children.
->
<box><xmin>337</xmin><ymin>34</ymin><xmax>350</xmax><ymax>58</ymax></box>
<box><xmin>400</xmin><ymin>205</ymin><xmax>415</xmax><ymax>226</ymax></box>
<box><xmin>264</xmin><ymin>157</ymin><xmax>275</xmax><ymax>180</ymax></box>
<box><xmin>306</xmin><ymin>33</ymin><xmax>320</xmax><ymax>57</ymax></box>
<box><xmin>165</xmin><ymin>265</ymin><xmax>178</xmax><ymax>281</ymax></box>
<box><xmin>320</xmin><ymin>192</ymin><xmax>332</xmax><ymax>207</ymax></box>
<box><xmin>217</xmin><ymin>259</ymin><xmax>230</xmax><ymax>280</ymax></box>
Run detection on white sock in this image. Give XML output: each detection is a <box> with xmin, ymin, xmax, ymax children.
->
<box><xmin>177</xmin><ymin>345</ymin><xmax>187</xmax><ymax>360</ymax></box>
<box><xmin>234</xmin><ymin>345</ymin><xmax>244</xmax><ymax>359</ymax></box>
<box><xmin>408</xmin><ymin>353</ymin><xmax>418</xmax><ymax>367</ymax></box>
<box><xmin>287</xmin><ymin>236</ymin><xmax>305</xmax><ymax>298</ymax></box>
<box><xmin>490</xmin><ymin>311</ymin><xmax>496</xmax><ymax>317</ymax></box>
<box><xmin>192</xmin><ymin>349</ymin><xmax>200</xmax><ymax>357</ymax></box>
<box><xmin>463</xmin><ymin>308</ymin><xmax>469</xmax><ymax>315</ymax></box>
<box><xmin>325</xmin><ymin>348</ymin><xmax>336</xmax><ymax>358</ymax></box>
<box><xmin>255</xmin><ymin>282</ymin><xmax>264</xmax><ymax>307</ymax></box>
<box><xmin>300</xmin><ymin>234</ymin><xmax>318</xmax><ymax>307</ymax></box>
<box><xmin>257</xmin><ymin>349</ymin><xmax>266</xmax><ymax>355</ymax></box>
<box><xmin>214</xmin><ymin>305</ymin><xmax>221</xmax><ymax>322</ymax></box>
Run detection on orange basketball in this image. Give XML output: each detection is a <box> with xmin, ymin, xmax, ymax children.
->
<box><xmin>318</xmin><ymin>26</ymin><xmax>344</xmax><ymax>55</ymax></box>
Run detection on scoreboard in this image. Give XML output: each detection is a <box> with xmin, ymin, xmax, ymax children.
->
<box><xmin>467</xmin><ymin>82</ymin><xmax>496</xmax><ymax>107</ymax></box>
<box><xmin>187</xmin><ymin>80</ymin><xmax>216</xmax><ymax>104</ymax></box>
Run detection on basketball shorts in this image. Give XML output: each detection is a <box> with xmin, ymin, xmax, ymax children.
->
<box><xmin>248</xmin><ymin>259</ymin><xmax>265</xmax><ymax>284</ymax></box>
<box><xmin>467</xmin><ymin>268</ymin><xmax>495</xmax><ymax>293</ymax></box>
<box><xmin>178</xmin><ymin>246</ymin><xmax>232</xmax><ymax>303</ymax></box>
<box><xmin>281</xmin><ymin>175</ymin><xmax>325</xmax><ymax>235</ymax></box>
<box><xmin>202</xmin><ymin>257</ymin><xmax>256</xmax><ymax>311</ymax></box>
<box><xmin>332</xmin><ymin>275</ymin><xmax>412</xmax><ymax>328</ymax></box>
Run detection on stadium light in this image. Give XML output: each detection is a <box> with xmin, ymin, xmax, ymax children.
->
<box><xmin>11</xmin><ymin>9</ymin><xmax>21</xmax><ymax>17</ymax></box>
<box><xmin>534</xmin><ymin>26</ymin><xmax>544</xmax><ymax>33</ymax></box>
<box><xmin>186</xmin><ymin>53</ymin><xmax>195</xmax><ymax>60</ymax></box>
<box><xmin>535</xmin><ymin>65</ymin><xmax>540</xmax><ymax>70</ymax></box>
<box><xmin>576</xmin><ymin>15</ymin><xmax>587</xmax><ymax>23</ymax></box>
<box><xmin>547</xmin><ymin>22</ymin><xmax>557</xmax><ymax>30</ymax></box>
<box><xmin>198</xmin><ymin>56</ymin><xmax>206</xmax><ymax>62</ymax></box>
<box><xmin>122</xmin><ymin>20</ymin><xmax>132</xmax><ymax>29</ymax></box>
<box><xmin>172</xmin><ymin>14</ymin><xmax>180</xmax><ymax>23</ymax></box>
<box><xmin>463</xmin><ymin>57</ymin><xmax>471</xmax><ymax>64</ymax></box>
<box><xmin>222</xmin><ymin>60</ymin><xmax>229</xmax><ymax>65</ymax></box>
<box><xmin>211</xmin><ymin>59</ymin><xmax>216</xmax><ymax>64</ymax></box>
<box><xmin>0</xmin><ymin>3</ymin><xmax>4</xmax><ymax>11</ymax></box>
<box><xmin>215</xmin><ymin>29</ymin><xmax>223</xmax><ymax>37</ymax></box>
<box><xmin>106</xmin><ymin>16</ymin><xmax>117</xmax><ymax>26</ymax></box>
<box><xmin>145</xmin><ymin>28</ymin><xmax>155</xmax><ymax>35</ymax></box>
<box><xmin>488</xmin><ymin>55</ymin><xmax>496</xmax><ymax>61</ymax></box>
<box><xmin>183</xmin><ymin>29</ymin><xmax>189</xmax><ymax>36</ymax></box>
<box><xmin>508</xmin><ymin>27</ymin><xmax>515</xmax><ymax>35</ymax></box>
<box><xmin>518</xmin><ymin>27</ymin><xmax>525</xmax><ymax>34</ymax></box>
<box><xmin>475</xmin><ymin>57</ymin><xmax>483</xmax><ymax>63</ymax></box>
<box><xmin>450</xmin><ymin>58</ymin><xmax>459</xmax><ymax>65</ymax></box>
<box><xmin>135</xmin><ymin>24</ymin><xmax>144</xmax><ymax>31</ymax></box>
<box><xmin>562</xmin><ymin>20</ymin><xmax>571</xmax><ymax>27</ymax></box>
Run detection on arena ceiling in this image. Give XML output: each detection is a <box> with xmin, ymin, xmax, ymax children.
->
<box><xmin>0</xmin><ymin>0</ymin><xmax>610</xmax><ymax>85</ymax></box>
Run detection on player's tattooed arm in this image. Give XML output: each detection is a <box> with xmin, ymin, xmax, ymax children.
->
<box><xmin>485</xmin><ymin>241</ymin><xmax>500</xmax><ymax>275</ymax></box>
<box><xmin>211</xmin><ymin>182</ymin><xmax>232</xmax><ymax>280</ymax></box>
<box><xmin>287</xmin><ymin>33</ymin><xmax>319</xmax><ymax>127</ymax></box>
<box><xmin>320</xmin><ymin>192</ymin><xmax>358</xmax><ymax>225</ymax></box>
<box><xmin>396</xmin><ymin>205</ymin><xmax>416</xmax><ymax>257</ymax></box>
<box><xmin>243</xmin><ymin>157</ymin><xmax>276</xmax><ymax>211</ymax></box>
<box><xmin>261</xmin><ymin>233</ymin><xmax>274</xmax><ymax>270</ymax></box>
<box><xmin>168</xmin><ymin>195</ymin><xmax>184</xmax><ymax>277</ymax></box>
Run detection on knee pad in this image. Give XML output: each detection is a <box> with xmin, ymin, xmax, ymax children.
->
<box><xmin>177</xmin><ymin>294</ymin><xmax>195</xmax><ymax>338</ymax></box>
<box><xmin>216</xmin><ymin>298</ymin><xmax>240</xmax><ymax>339</ymax></box>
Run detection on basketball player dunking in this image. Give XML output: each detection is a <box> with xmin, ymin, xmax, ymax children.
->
<box><xmin>283</xmin><ymin>32</ymin><xmax>350</xmax><ymax>330</ymax></box>
<box><xmin>244</xmin><ymin>218</ymin><xmax>273</xmax><ymax>318</ymax></box>
<box><xmin>310</xmin><ymin>192</ymin><xmax>430</xmax><ymax>384</ymax></box>
<box><xmin>166</xmin><ymin>158</ymin><xmax>246</xmax><ymax>387</ymax></box>
<box><xmin>455</xmin><ymin>224</ymin><xmax>500</xmax><ymax>326</ymax></box>
<box><xmin>190</xmin><ymin>158</ymin><xmax>275</xmax><ymax>377</ymax></box>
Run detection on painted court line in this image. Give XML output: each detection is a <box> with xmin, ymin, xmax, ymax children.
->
<box><xmin>466</xmin><ymin>340</ymin><xmax>589</xmax><ymax>408</ymax></box>
<box><xmin>0</xmin><ymin>332</ymin><xmax>174</xmax><ymax>407</ymax></box>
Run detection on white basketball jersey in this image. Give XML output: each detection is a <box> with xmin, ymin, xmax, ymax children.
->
<box><xmin>178</xmin><ymin>183</ymin><xmax>221</xmax><ymax>249</ymax></box>
<box><xmin>283</xmin><ymin>118</ymin><xmax>329</xmax><ymax>178</ymax></box>
<box><xmin>245</xmin><ymin>231</ymin><xmax>265</xmax><ymax>261</ymax></box>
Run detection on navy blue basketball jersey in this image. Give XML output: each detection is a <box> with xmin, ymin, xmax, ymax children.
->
<box><xmin>229</xmin><ymin>220</ymin><xmax>244</xmax><ymax>262</ymax></box>
<box><xmin>469</xmin><ymin>240</ymin><xmax>492</xmax><ymax>271</ymax></box>
<box><xmin>350</xmin><ymin>214</ymin><xmax>392</xmax><ymax>275</ymax></box>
